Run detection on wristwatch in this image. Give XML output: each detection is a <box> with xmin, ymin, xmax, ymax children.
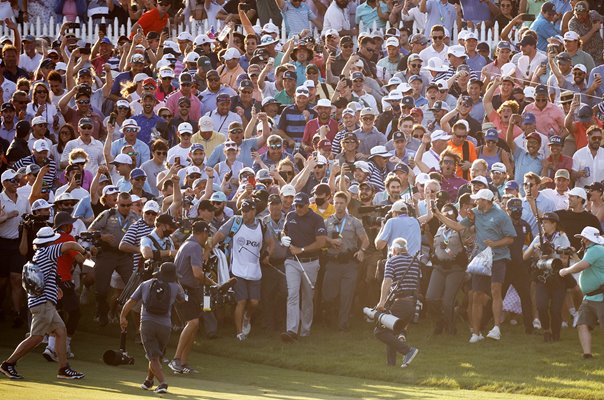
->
<box><xmin>301</xmin><ymin>247</ymin><xmax>305</xmax><ymax>253</ymax></box>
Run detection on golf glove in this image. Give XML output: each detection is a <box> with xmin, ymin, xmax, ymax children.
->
<box><xmin>281</xmin><ymin>236</ymin><xmax>292</xmax><ymax>247</ymax></box>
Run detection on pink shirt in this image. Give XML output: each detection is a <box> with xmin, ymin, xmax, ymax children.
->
<box><xmin>523</xmin><ymin>102</ymin><xmax>565</xmax><ymax>136</ymax></box>
<box><xmin>302</xmin><ymin>118</ymin><xmax>339</xmax><ymax>146</ymax></box>
<box><xmin>487</xmin><ymin>110</ymin><xmax>523</xmax><ymax>139</ymax></box>
<box><xmin>165</xmin><ymin>91</ymin><xmax>203</xmax><ymax>122</ymax></box>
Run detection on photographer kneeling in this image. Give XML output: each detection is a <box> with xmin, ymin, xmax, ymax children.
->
<box><xmin>374</xmin><ymin>238</ymin><xmax>420</xmax><ymax>368</ymax></box>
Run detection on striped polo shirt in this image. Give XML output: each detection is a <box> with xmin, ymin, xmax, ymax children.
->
<box><xmin>384</xmin><ymin>253</ymin><xmax>421</xmax><ymax>296</ymax></box>
<box><xmin>28</xmin><ymin>243</ymin><xmax>63</xmax><ymax>309</ymax></box>
<box><xmin>120</xmin><ymin>218</ymin><xmax>154</xmax><ymax>270</ymax></box>
<box><xmin>13</xmin><ymin>155</ymin><xmax>57</xmax><ymax>187</ymax></box>
<box><xmin>277</xmin><ymin>105</ymin><xmax>317</xmax><ymax>143</ymax></box>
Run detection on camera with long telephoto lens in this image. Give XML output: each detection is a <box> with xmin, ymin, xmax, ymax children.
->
<box><xmin>358</xmin><ymin>205</ymin><xmax>392</xmax><ymax>228</ymax></box>
<box><xmin>363</xmin><ymin>307</ymin><xmax>404</xmax><ymax>333</ymax></box>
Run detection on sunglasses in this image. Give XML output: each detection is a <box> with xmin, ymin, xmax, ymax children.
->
<box><xmin>269</xmin><ymin>143</ymin><xmax>282</xmax><ymax>149</ymax></box>
<box><xmin>7</xmin><ymin>178</ymin><xmax>19</xmax><ymax>184</ymax></box>
<box><xmin>241</xmin><ymin>90</ymin><xmax>253</xmax><ymax>94</ymax></box>
<box><xmin>124</xmin><ymin>128</ymin><xmax>139</xmax><ymax>133</ymax></box>
<box><xmin>143</xmin><ymin>85</ymin><xmax>156</xmax><ymax>90</ymax></box>
<box><xmin>119</xmin><ymin>203</ymin><xmax>132</xmax><ymax>207</ymax></box>
<box><xmin>77</xmin><ymin>99</ymin><xmax>90</xmax><ymax>105</ymax></box>
<box><xmin>409</xmin><ymin>63</ymin><xmax>421</xmax><ymax>68</ymax></box>
<box><xmin>455</xmin><ymin>134</ymin><xmax>467</xmax><ymax>138</ymax></box>
<box><xmin>442</xmin><ymin>159</ymin><xmax>456</xmax><ymax>165</ymax></box>
<box><xmin>117</xmin><ymin>106</ymin><xmax>130</xmax><ymax>110</ymax></box>
<box><xmin>127</xmin><ymin>151</ymin><xmax>139</xmax><ymax>156</ymax></box>
<box><xmin>80</xmin><ymin>125</ymin><xmax>93</xmax><ymax>130</ymax></box>
<box><xmin>133</xmin><ymin>176</ymin><xmax>146</xmax><ymax>181</ymax></box>
<box><xmin>362</xmin><ymin>116</ymin><xmax>375</xmax><ymax>121</ymax></box>
<box><xmin>211</xmin><ymin>201</ymin><xmax>223</xmax><ymax>205</ymax></box>
<box><xmin>315</xmin><ymin>164</ymin><xmax>325</xmax><ymax>169</ymax></box>
<box><xmin>155</xmin><ymin>151</ymin><xmax>167</xmax><ymax>155</ymax></box>
<box><xmin>160</xmin><ymin>114</ymin><xmax>172</xmax><ymax>118</ymax></box>
<box><xmin>35</xmin><ymin>90</ymin><xmax>48</xmax><ymax>95</ymax></box>
<box><xmin>432</xmin><ymin>36</ymin><xmax>444</xmax><ymax>40</ymax></box>
<box><xmin>230</xmin><ymin>129</ymin><xmax>244</xmax><ymax>134</ymax></box>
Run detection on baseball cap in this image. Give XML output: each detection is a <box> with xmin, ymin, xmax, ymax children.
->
<box><xmin>111</xmin><ymin>153</ymin><xmax>133</xmax><ymax>165</ymax></box>
<box><xmin>280</xmin><ymin>184</ymin><xmax>296</xmax><ymax>197</ymax></box>
<box><xmin>576</xmin><ymin>104</ymin><xmax>593</xmax><ymax>122</ymax></box>
<box><xmin>525</xmin><ymin>132</ymin><xmax>542</xmax><ymax>145</ymax></box>
<box><xmin>431</xmin><ymin>130</ymin><xmax>451</xmax><ymax>142</ymax></box>
<box><xmin>210</xmin><ymin>191</ymin><xmax>227</xmax><ymax>203</ymax></box>
<box><xmin>491</xmin><ymin>162</ymin><xmax>507</xmax><ymax>173</ymax></box>
<box><xmin>142</xmin><ymin>200</ymin><xmax>161</xmax><ymax>213</ymax></box>
<box><xmin>293</xmin><ymin>192</ymin><xmax>310</xmax><ymax>205</ymax></box>
<box><xmin>522</xmin><ymin>113</ymin><xmax>537</xmax><ymax>125</ymax></box>
<box><xmin>102</xmin><ymin>185</ymin><xmax>119</xmax><ymax>196</ymax></box>
<box><xmin>33</xmin><ymin>139</ymin><xmax>50</xmax><ymax>152</ymax></box>
<box><xmin>484</xmin><ymin>128</ymin><xmax>499</xmax><ymax>142</ymax></box>
<box><xmin>392</xmin><ymin>200</ymin><xmax>409</xmax><ymax>213</ymax></box>
<box><xmin>178</xmin><ymin>122</ymin><xmax>194</xmax><ymax>134</ymax></box>
<box><xmin>564</xmin><ymin>31</ymin><xmax>580</xmax><ymax>41</ymax></box>
<box><xmin>283</xmin><ymin>70</ymin><xmax>297</xmax><ymax>80</ymax></box>
<box><xmin>25</xmin><ymin>164</ymin><xmax>41</xmax><ymax>175</ymax></box>
<box><xmin>504</xmin><ymin>181</ymin><xmax>519</xmax><ymax>191</ymax></box>
<box><xmin>32</xmin><ymin>116</ymin><xmax>47</xmax><ymax>126</ymax></box>
<box><xmin>471</xmin><ymin>176</ymin><xmax>489</xmax><ymax>187</ymax></box>
<box><xmin>157</xmin><ymin>213</ymin><xmax>178</xmax><ymax>228</ymax></box>
<box><xmin>554</xmin><ymin>169</ymin><xmax>570</xmax><ymax>180</ymax></box>
<box><xmin>129</xmin><ymin>168</ymin><xmax>146</xmax><ymax>180</ymax></box>
<box><xmin>587</xmin><ymin>182</ymin><xmax>604</xmax><ymax>192</ymax></box>
<box><xmin>549</xmin><ymin>135</ymin><xmax>564</xmax><ymax>146</ymax></box>
<box><xmin>470</xmin><ymin>188</ymin><xmax>495</xmax><ymax>201</ymax></box>
<box><xmin>1</xmin><ymin>169</ymin><xmax>17</xmax><ymax>182</ymax></box>
<box><xmin>31</xmin><ymin>199</ymin><xmax>53</xmax><ymax>211</ymax></box>
<box><xmin>568</xmin><ymin>187</ymin><xmax>587</xmax><ymax>201</ymax></box>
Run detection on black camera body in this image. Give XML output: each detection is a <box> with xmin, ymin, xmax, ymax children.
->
<box><xmin>22</xmin><ymin>213</ymin><xmax>49</xmax><ymax>225</ymax></box>
<box><xmin>77</xmin><ymin>231</ymin><xmax>102</xmax><ymax>250</ymax></box>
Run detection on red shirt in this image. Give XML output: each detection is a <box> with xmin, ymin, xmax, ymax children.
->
<box><xmin>55</xmin><ymin>232</ymin><xmax>79</xmax><ymax>282</ymax></box>
<box><xmin>131</xmin><ymin>9</ymin><xmax>169</xmax><ymax>38</ymax></box>
<box><xmin>302</xmin><ymin>118</ymin><xmax>338</xmax><ymax>146</ymax></box>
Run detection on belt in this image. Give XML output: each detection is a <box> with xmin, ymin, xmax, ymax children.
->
<box><xmin>287</xmin><ymin>256</ymin><xmax>319</xmax><ymax>263</ymax></box>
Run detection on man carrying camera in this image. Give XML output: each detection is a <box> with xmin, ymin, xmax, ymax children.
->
<box><xmin>120</xmin><ymin>201</ymin><xmax>161</xmax><ymax>273</ymax></box>
<box><xmin>560</xmin><ymin>227</ymin><xmax>604</xmax><ymax>359</ymax></box>
<box><xmin>374</xmin><ymin>238</ymin><xmax>420</xmax><ymax>368</ymax></box>
<box><xmin>323</xmin><ymin>191</ymin><xmax>369</xmax><ymax>331</ymax></box>
<box><xmin>140</xmin><ymin>214</ymin><xmax>178</xmax><ymax>268</ymax></box>
<box><xmin>170</xmin><ymin>221</ymin><xmax>214</xmax><ymax>374</ymax></box>
<box><xmin>212</xmin><ymin>199</ymin><xmax>274</xmax><ymax>340</ymax></box>
<box><xmin>121</xmin><ymin>262</ymin><xmax>185</xmax><ymax>394</ymax></box>
<box><xmin>0</xmin><ymin>170</ymin><xmax>30</xmax><ymax>328</ymax></box>
<box><xmin>89</xmin><ymin>192</ymin><xmax>139</xmax><ymax>326</ymax></box>
<box><xmin>1</xmin><ymin>227</ymin><xmax>87</xmax><ymax>380</ymax></box>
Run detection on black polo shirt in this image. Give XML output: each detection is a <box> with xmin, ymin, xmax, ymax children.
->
<box><xmin>283</xmin><ymin>208</ymin><xmax>326</xmax><ymax>257</ymax></box>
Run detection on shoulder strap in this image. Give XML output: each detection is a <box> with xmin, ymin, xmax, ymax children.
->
<box><xmin>462</xmin><ymin>140</ymin><xmax>470</xmax><ymax>180</ymax></box>
<box><xmin>146</xmin><ymin>233</ymin><xmax>165</xmax><ymax>250</ymax></box>
<box><xmin>230</xmin><ymin>216</ymin><xmax>243</xmax><ymax>238</ymax></box>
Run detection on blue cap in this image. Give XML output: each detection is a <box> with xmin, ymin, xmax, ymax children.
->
<box><xmin>522</xmin><ymin>113</ymin><xmax>536</xmax><ymax>125</ymax></box>
<box><xmin>101</xmin><ymin>37</ymin><xmax>112</xmax><ymax>45</ymax></box>
<box><xmin>209</xmin><ymin>191</ymin><xmax>227</xmax><ymax>202</ymax></box>
<box><xmin>190</xmin><ymin>143</ymin><xmax>205</xmax><ymax>152</ymax></box>
<box><xmin>504</xmin><ymin>180</ymin><xmax>519</xmax><ymax>191</ymax></box>
<box><xmin>129</xmin><ymin>168</ymin><xmax>147</xmax><ymax>179</ymax></box>
<box><xmin>408</xmin><ymin>74</ymin><xmax>422</xmax><ymax>83</ymax></box>
<box><xmin>549</xmin><ymin>135</ymin><xmax>563</xmax><ymax>145</ymax></box>
<box><xmin>484</xmin><ymin>128</ymin><xmax>499</xmax><ymax>141</ymax></box>
<box><xmin>293</xmin><ymin>192</ymin><xmax>310</xmax><ymax>205</ymax></box>
<box><xmin>393</xmin><ymin>162</ymin><xmax>410</xmax><ymax>173</ymax></box>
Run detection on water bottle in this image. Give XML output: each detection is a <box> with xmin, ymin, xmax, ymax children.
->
<box><xmin>203</xmin><ymin>295</ymin><xmax>211</xmax><ymax>312</ymax></box>
<box><xmin>584</xmin><ymin>167</ymin><xmax>590</xmax><ymax>178</ymax></box>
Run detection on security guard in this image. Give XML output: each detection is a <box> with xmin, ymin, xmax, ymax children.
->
<box><xmin>89</xmin><ymin>192</ymin><xmax>139</xmax><ymax>326</ymax></box>
<box><xmin>322</xmin><ymin>192</ymin><xmax>369</xmax><ymax>331</ymax></box>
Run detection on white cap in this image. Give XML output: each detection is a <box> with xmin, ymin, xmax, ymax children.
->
<box><xmin>397</xmin><ymin>82</ymin><xmax>413</xmax><ymax>93</ymax></box>
<box><xmin>184</xmin><ymin>52</ymin><xmax>200</xmax><ymax>63</ymax></box>
<box><xmin>573</xmin><ymin>64</ymin><xmax>587</xmax><ymax>73</ymax></box>
<box><xmin>430</xmin><ymin>130</ymin><xmax>451</xmax><ymax>142</ymax></box>
<box><xmin>491</xmin><ymin>162</ymin><xmax>507</xmax><ymax>173</ymax></box>
<box><xmin>33</xmin><ymin>139</ymin><xmax>50</xmax><ymax>152</ymax></box>
<box><xmin>524</xmin><ymin>86</ymin><xmax>536</xmax><ymax>99</ymax></box>
<box><xmin>111</xmin><ymin>153</ymin><xmax>133</xmax><ymax>165</ymax></box>
<box><xmin>384</xmin><ymin>90</ymin><xmax>403</xmax><ymax>101</ymax></box>
<box><xmin>194</xmin><ymin>34</ymin><xmax>215</xmax><ymax>46</ymax></box>
<box><xmin>159</xmin><ymin>67</ymin><xmax>175</xmax><ymax>78</ymax></box>
<box><xmin>415</xmin><ymin>172</ymin><xmax>430</xmax><ymax>185</ymax></box>
<box><xmin>386</xmin><ymin>77</ymin><xmax>403</xmax><ymax>87</ymax></box>
<box><xmin>470</xmin><ymin>188</ymin><xmax>495</xmax><ymax>201</ymax></box>
<box><xmin>353</xmin><ymin>160</ymin><xmax>371</xmax><ymax>173</ymax></box>
<box><xmin>198</xmin><ymin>116</ymin><xmax>214</xmax><ymax>131</ymax></box>
<box><xmin>163</xmin><ymin>40</ymin><xmax>180</xmax><ymax>53</ymax></box>
<box><xmin>280</xmin><ymin>184</ymin><xmax>296</xmax><ymax>197</ymax></box>
<box><xmin>178</xmin><ymin>122</ymin><xmax>194</xmax><ymax>134</ymax></box>
<box><xmin>295</xmin><ymin>86</ymin><xmax>310</xmax><ymax>97</ymax></box>
<box><xmin>315</xmin><ymin>99</ymin><xmax>333</xmax><ymax>108</ymax></box>
<box><xmin>177</xmin><ymin>31</ymin><xmax>194</xmax><ymax>42</ymax></box>
<box><xmin>262</xmin><ymin>22</ymin><xmax>280</xmax><ymax>34</ymax></box>
<box><xmin>222</xmin><ymin>47</ymin><xmax>241</xmax><ymax>61</ymax></box>
<box><xmin>54</xmin><ymin>192</ymin><xmax>76</xmax><ymax>202</ymax></box>
<box><xmin>142</xmin><ymin>200</ymin><xmax>161</xmax><ymax>213</ymax></box>
<box><xmin>55</xmin><ymin>62</ymin><xmax>67</xmax><ymax>71</ymax></box>
<box><xmin>426</xmin><ymin>57</ymin><xmax>448</xmax><ymax>72</ymax></box>
<box><xmin>447</xmin><ymin>45</ymin><xmax>467</xmax><ymax>58</ymax></box>
<box><xmin>186</xmin><ymin>166</ymin><xmax>202</xmax><ymax>176</ymax></box>
<box><xmin>435</xmin><ymin>79</ymin><xmax>449</xmax><ymax>90</ymax></box>
<box><xmin>304</xmin><ymin>79</ymin><xmax>315</xmax><ymax>88</ymax></box>
<box><xmin>574</xmin><ymin>226</ymin><xmax>604</xmax><ymax>245</ymax></box>
<box><xmin>465</xmin><ymin>31</ymin><xmax>478</xmax><ymax>40</ymax></box>
<box><xmin>392</xmin><ymin>200</ymin><xmax>409</xmax><ymax>213</ymax></box>
<box><xmin>31</xmin><ymin>199</ymin><xmax>53</xmax><ymax>211</ymax></box>
<box><xmin>130</xmin><ymin>194</ymin><xmax>141</xmax><ymax>203</ymax></box>
<box><xmin>1</xmin><ymin>169</ymin><xmax>17</xmax><ymax>181</ymax></box>
<box><xmin>369</xmin><ymin>145</ymin><xmax>393</xmax><ymax>159</ymax></box>
<box><xmin>568</xmin><ymin>187</ymin><xmax>587</xmax><ymax>201</ymax></box>
<box><xmin>120</xmin><ymin>118</ymin><xmax>140</xmax><ymax>132</ymax></box>
<box><xmin>360</xmin><ymin>107</ymin><xmax>378</xmax><ymax>116</ymax></box>
<box><xmin>563</xmin><ymin>31</ymin><xmax>580</xmax><ymax>41</ymax></box>
<box><xmin>385</xmin><ymin>37</ymin><xmax>399</xmax><ymax>47</ymax></box>
<box><xmin>316</xmin><ymin>154</ymin><xmax>328</xmax><ymax>165</ymax></box>
<box><xmin>116</xmin><ymin>99</ymin><xmax>130</xmax><ymax>108</ymax></box>
<box><xmin>32</xmin><ymin>116</ymin><xmax>47</xmax><ymax>126</ymax></box>
<box><xmin>323</xmin><ymin>28</ymin><xmax>339</xmax><ymax>38</ymax></box>
<box><xmin>134</xmin><ymin>73</ymin><xmax>149</xmax><ymax>83</ymax></box>
<box><xmin>471</xmin><ymin>176</ymin><xmax>489</xmax><ymax>186</ymax></box>
<box><xmin>102</xmin><ymin>185</ymin><xmax>119</xmax><ymax>196</ymax></box>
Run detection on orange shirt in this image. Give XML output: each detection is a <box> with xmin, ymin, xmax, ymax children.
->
<box><xmin>446</xmin><ymin>140</ymin><xmax>477</xmax><ymax>178</ymax></box>
<box><xmin>131</xmin><ymin>9</ymin><xmax>169</xmax><ymax>38</ymax></box>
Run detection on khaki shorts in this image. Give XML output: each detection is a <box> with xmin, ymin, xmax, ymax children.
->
<box><xmin>30</xmin><ymin>301</ymin><xmax>66</xmax><ymax>337</ymax></box>
<box><xmin>576</xmin><ymin>300</ymin><xmax>604</xmax><ymax>330</ymax></box>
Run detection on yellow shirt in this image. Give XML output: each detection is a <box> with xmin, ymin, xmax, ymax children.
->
<box><xmin>309</xmin><ymin>203</ymin><xmax>336</xmax><ymax>220</ymax></box>
<box><xmin>191</xmin><ymin>130</ymin><xmax>226</xmax><ymax>157</ymax></box>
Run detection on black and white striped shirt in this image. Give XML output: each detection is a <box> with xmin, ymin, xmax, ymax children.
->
<box><xmin>384</xmin><ymin>253</ymin><xmax>421</xmax><ymax>296</ymax></box>
<box><xmin>28</xmin><ymin>243</ymin><xmax>63</xmax><ymax>309</ymax></box>
<box><xmin>13</xmin><ymin>156</ymin><xmax>57</xmax><ymax>187</ymax></box>
<box><xmin>120</xmin><ymin>218</ymin><xmax>154</xmax><ymax>270</ymax></box>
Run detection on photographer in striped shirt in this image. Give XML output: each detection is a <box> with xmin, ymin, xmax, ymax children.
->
<box><xmin>1</xmin><ymin>227</ymin><xmax>87</xmax><ymax>380</ymax></box>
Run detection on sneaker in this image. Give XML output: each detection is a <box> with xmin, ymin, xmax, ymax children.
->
<box><xmin>401</xmin><ymin>347</ymin><xmax>419</xmax><ymax>368</ymax></box>
<box><xmin>280</xmin><ymin>331</ymin><xmax>298</xmax><ymax>343</ymax></box>
<box><xmin>532</xmin><ymin>319</ymin><xmax>542</xmax><ymax>330</ymax></box>
<box><xmin>168</xmin><ymin>359</ymin><xmax>184</xmax><ymax>374</ymax></box>
<box><xmin>242</xmin><ymin>311</ymin><xmax>251</xmax><ymax>336</ymax></box>
<box><xmin>561</xmin><ymin>321</ymin><xmax>569</xmax><ymax>329</ymax></box>
<box><xmin>468</xmin><ymin>333</ymin><xmax>484</xmax><ymax>344</ymax></box>
<box><xmin>57</xmin><ymin>365</ymin><xmax>85</xmax><ymax>379</ymax></box>
<box><xmin>487</xmin><ymin>326</ymin><xmax>501</xmax><ymax>340</ymax></box>
<box><xmin>66</xmin><ymin>350</ymin><xmax>75</xmax><ymax>359</ymax></box>
<box><xmin>0</xmin><ymin>362</ymin><xmax>23</xmax><ymax>379</ymax></box>
<box><xmin>141</xmin><ymin>379</ymin><xmax>153</xmax><ymax>390</ymax></box>
<box><xmin>180</xmin><ymin>365</ymin><xmax>197</xmax><ymax>374</ymax></box>
<box><xmin>154</xmin><ymin>383</ymin><xmax>168</xmax><ymax>394</ymax></box>
<box><xmin>42</xmin><ymin>348</ymin><xmax>58</xmax><ymax>362</ymax></box>
<box><xmin>236</xmin><ymin>332</ymin><xmax>247</xmax><ymax>341</ymax></box>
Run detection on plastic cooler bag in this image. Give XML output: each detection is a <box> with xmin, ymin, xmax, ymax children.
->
<box><xmin>467</xmin><ymin>247</ymin><xmax>493</xmax><ymax>276</ymax></box>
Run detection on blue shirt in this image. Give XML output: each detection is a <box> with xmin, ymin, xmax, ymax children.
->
<box><xmin>460</xmin><ymin>0</ymin><xmax>492</xmax><ymax>22</ymax></box>
<box><xmin>376</xmin><ymin>215</ymin><xmax>421</xmax><ymax>256</ymax></box>
<box><xmin>521</xmin><ymin>194</ymin><xmax>557</xmax><ymax>237</ymax></box>
<box><xmin>530</xmin><ymin>15</ymin><xmax>561</xmax><ymax>52</ymax></box>
<box><xmin>116</xmin><ymin>177</ymin><xmax>153</xmax><ymax>194</ymax></box>
<box><xmin>580</xmin><ymin>244</ymin><xmax>604</xmax><ymax>302</ymax></box>
<box><xmin>282</xmin><ymin>0</ymin><xmax>317</xmax><ymax>38</ymax></box>
<box><xmin>277</xmin><ymin>104</ymin><xmax>317</xmax><ymax>143</ymax></box>
<box><xmin>111</xmin><ymin>71</ymin><xmax>134</xmax><ymax>96</ymax></box>
<box><xmin>199</xmin><ymin>86</ymin><xmax>238</xmax><ymax>113</ymax></box>
<box><xmin>466</xmin><ymin>53</ymin><xmax>487</xmax><ymax>73</ymax></box>
<box><xmin>462</xmin><ymin>203</ymin><xmax>516</xmax><ymax>261</ymax></box>
<box><xmin>132</xmin><ymin>113</ymin><xmax>162</xmax><ymax>145</ymax></box>
<box><xmin>110</xmin><ymin>138</ymin><xmax>151</xmax><ymax>168</ymax></box>
<box><xmin>513</xmin><ymin>147</ymin><xmax>544</xmax><ymax>195</ymax></box>
<box><xmin>587</xmin><ymin>64</ymin><xmax>604</xmax><ymax>99</ymax></box>
<box><xmin>424</xmin><ymin>0</ymin><xmax>457</xmax><ymax>37</ymax></box>
<box><xmin>355</xmin><ymin>1</ymin><xmax>389</xmax><ymax>30</ymax></box>
<box><xmin>207</xmin><ymin>137</ymin><xmax>261</xmax><ymax>168</ymax></box>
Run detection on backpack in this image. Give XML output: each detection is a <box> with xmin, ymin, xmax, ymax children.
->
<box><xmin>144</xmin><ymin>279</ymin><xmax>171</xmax><ymax>315</ymax></box>
<box><xmin>22</xmin><ymin>261</ymin><xmax>45</xmax><ymax>296</ymax></box>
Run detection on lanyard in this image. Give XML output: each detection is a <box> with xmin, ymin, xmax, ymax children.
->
<box><xmin>335</xmin><ymin>216</ymin><xmax>347</xmax><ymax>237</ymax></box>
<box><xmin>116</xmin><ymin>213</ymin><xmax>131</xmax><ymax>233</ymax></box>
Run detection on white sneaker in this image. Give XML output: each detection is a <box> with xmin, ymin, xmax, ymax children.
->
<box><xmin>236</xmin><ymin>332</ymin><xmax>247</xmax><ymax>341</ymax></box>
<box><xmin>561</xmin><ymin>321</ymin><xmax>569</xmax><ymax>329</ymax></box>
<box><xmin>242</xmin><ymin>311</ymin><xmax>251</xmax><ymax>336</ymax></box>
<box><xmin>468</xmin><ymin>333</ymin><xmax>484</xmax><ymax>344</ymax></box>
<box><xmin>533</xmin><ymin>319</ymin><xmax>542</xmax><ymax>330</ymax></box>
<box><xmin>42</xmin><ymin>348</ymin><xmax>58</xmax><ymax>362</ymax></box>
<box><xmin>487</xmin><ymin>326</ymin><xmax>501</xmax><ymax>340</ymax></box>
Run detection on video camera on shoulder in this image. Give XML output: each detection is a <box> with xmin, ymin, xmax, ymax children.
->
<box><xmin>77</xmin><ymin>231</ymin><xmax>102</xmax><ymax>250</ymax></box>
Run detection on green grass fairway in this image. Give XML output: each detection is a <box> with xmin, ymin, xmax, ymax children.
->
<box><xmin>0</xmin><ymin>329</ymin><xmax>571</xmax><ymax>400</ymax></box>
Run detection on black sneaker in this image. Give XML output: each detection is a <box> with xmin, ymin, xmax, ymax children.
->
<box><xmin>0</xmin><ymin>362</ymin><xmax>23</xmax><ymax>379</ymax></box>
<box><xmin>401</xmin><ymin>347</ymin><xmax>419</xmax><ymax>368</ymax></box>
<box><xmin>57</xmin><ymin>365</ymin><xmax>85</xmax><ymax>379</ymax></box>
<box><xmin>154</xmin><ymin>383</ymin><xmax>168</xmax><ymax>393</ymax></box>
<box><xmin>141</xmin><ymin>379</ymin><xmax>153</xmax><ymax>390</ymax></box>
<box><xmin>280</xmin><ymin>331</ymin><xmax>298</xmax><ymax>343</ymax></box>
